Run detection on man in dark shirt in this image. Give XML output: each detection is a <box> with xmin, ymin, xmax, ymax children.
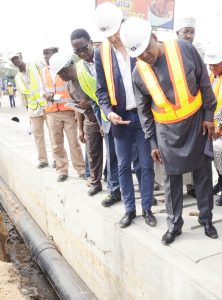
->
<box><xmin>120</xmin><ymin>16</ymin><xmax>218</xmax><ymax>244</ymax></box>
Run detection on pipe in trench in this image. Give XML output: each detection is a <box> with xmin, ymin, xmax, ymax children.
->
<box><xmin>0</xmin><ymin>177</ymin><xmax>97</xmax><ymax>300</ymax></box>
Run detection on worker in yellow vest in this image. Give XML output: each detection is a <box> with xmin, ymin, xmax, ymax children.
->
<box><xmin>205</xmin><ymin>42</ymin><xmax>222</xmax><ymax>206</ymax></box>
<box><xmin>10</xmin><ymin>52</ymin><xmax>49</xmax><ymax>169</ymax></box>
<box><xmin>120</xmin><ymin>17</ymin><xmax>218</xmax><ymax>244</ymax></box>
<box><xmin>41</xmin><ymin>46</ymin><xmax>85</xmax><ymax>182</ymax></box>
<box><xmin>7</xmin><ymin>82</ymin><xmax>16</xmax><ymax>108</ymax></box>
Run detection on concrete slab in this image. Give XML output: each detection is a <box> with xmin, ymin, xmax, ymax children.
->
<box><xmin>0</xmin><ymin>106</ymin><xmax>222</xmax><ymax>300</ymax></box>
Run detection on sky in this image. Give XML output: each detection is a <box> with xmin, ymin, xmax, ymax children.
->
<box><xmin>0</xmin><ymin>0</ymin><xmax>221</xmax><ymax>63</ymax></box>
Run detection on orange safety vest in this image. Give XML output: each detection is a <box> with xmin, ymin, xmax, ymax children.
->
<box><xmin>41</xmin><ymin>67</ymin><xmax>73</xmax><ymax>113</ymax></box>
<box><xmin>137</xmin><ymin>40</ymin><xmax>202</xmax><ymax>124</ymax></box>
<box><xmin>100</xmin><ymin>40</ymin><xmax>117</xmax><ymax>106</ymax></box>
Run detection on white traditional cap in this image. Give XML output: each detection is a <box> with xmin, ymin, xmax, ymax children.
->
<box><xmin>9</xmin><ymin>51</ymin><xmax>22</xmax><ymax>60</ymax></box>
<box><xmin>205</xmin><ymin>41</ymin><xmax>222</xmax><ymax>64</ymax></box>
<box><xmin>49</xmin><ymin>52</ymin><xmax>74</xmax><ymax>74</ymax></box>
<box><xmin>120</xmin><ymin>17</ymin><xmax>152</xmax><ymax>58</ymax></box>
<box><xmin>94</xmin><ymin>2</ymin><xmax>123</xmax><ymax>38</ymax></box>
<box><xmin>175</xmin><ymin>16</ymin><xmax>196</xmax><ymax>32</ymax></box>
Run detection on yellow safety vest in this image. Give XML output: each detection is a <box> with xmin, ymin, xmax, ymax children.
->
<box><xmin>76</xmin><ymin>59</ymin><xmax>108</xmax><ymax>121</ymax></box>
<box><xmin>100</xmin><ymin>40</ymin><xmax>117</xmax><ymax>106</ymax></box>
<box><xmin>210</xmin><ymin>73</ymin><xmax>222</xmax><ymax>115</ymax></box>
<box><xmin>137</xmin><ymin>40</ymin><xmax>202</xmax><ymax>124</ymax></box>
<box><xmin>15</xmin><ymin>64</ymin><xmax>45</xmax><ymax>110</ymax></box>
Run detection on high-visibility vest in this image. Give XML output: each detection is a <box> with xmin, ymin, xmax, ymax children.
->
<box><xmin>41</xmin><ymin>66</ymin><xmax>73</xmax><ymax>113</ymax></box>
<box><xmin>15</xmin><ymin>64</ymin><xmax>46</xmax><ymax>110</ymax></box>
<box><xmin>76</xmin><ymin>60</ymin><xmax>107</xmax><ymax>121</ymax></box>
<box><xmin>137</xmin><ymin>40</ymin><xmax>202</xmax><ymax>124</ymax></box>
<box><xmin>210</xmin><ymin>73</ymin><xmax>222</xmax><ymax>115</ymax></box>
<box><xmin>100</xmin><ymin>40</ymin><xmax>118</xmax><ymax>106</ymax></box>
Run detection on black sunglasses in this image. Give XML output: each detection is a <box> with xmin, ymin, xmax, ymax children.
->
<box><xmin>73</xmin><ymin>43</ymin><xmax>90</xmax><ymax>55</ymax></box>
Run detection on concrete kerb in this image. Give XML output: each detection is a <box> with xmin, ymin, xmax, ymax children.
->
<box><xmin>0</xmin><ymin>116</ymin><xmax>222</xmax><ymax>300</ymax></box>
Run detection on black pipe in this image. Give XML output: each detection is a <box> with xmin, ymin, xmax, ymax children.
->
<box><xmin>0</xmin><ymin>177</ymin><xmax>97</xmax><ymax>300</ymax></box>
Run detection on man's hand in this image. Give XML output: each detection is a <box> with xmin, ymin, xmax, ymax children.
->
<box><xmin>77</xmin><ymin>100</ymin><xmax>91</xmax><ymax>110</ymax></box>
<box><xmin>151</xmin><ymin>149</ymin><xmax>162</xmax><ymax>164</ymax></box>
<box><xmin>109</xmin><ymin>112</ymin><xmax>131</xmax><ymax>125</ymax></box>
<box><xmin>79</xmin><ymin>130</ymin><xmax>86</xmax><ymax>143</ymax></box>
<box><xmin>202</xmin><ymin>121</ymin><xmax>215</xmax><ymax>140</ymax></box>
<box><xmin>213</xmin><ymin>125</ymin><xmax>222</xmax><ymax>139</ymax></box>
<box><xmin>43</xmin><ymin>92</ymin><xmax>54</xmax><ymax>102</ymax></box>
<box><xmin>100</xmin><ymin>126</ymin><xmax>104</xmax><ymax>137</ymax></box>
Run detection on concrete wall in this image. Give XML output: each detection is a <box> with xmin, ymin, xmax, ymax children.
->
<box><xmin>0</xmin><ymin>118</ymin><xmax>222</xmax><ymax>300</ymax></box>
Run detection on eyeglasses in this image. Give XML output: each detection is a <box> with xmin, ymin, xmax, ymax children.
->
<box><xmin>73</xmin><ymin>43</ymin><xmax>90</xmax><ymax>55</ymax></box>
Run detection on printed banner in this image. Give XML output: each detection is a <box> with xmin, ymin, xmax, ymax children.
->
<box><xmin>95</xmin><ymin>0</ymin><xmax>175</xmax><ymax>29</ymax></box>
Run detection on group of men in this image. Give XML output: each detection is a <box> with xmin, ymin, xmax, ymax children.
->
<box><xmin>10</xmin><ymin>1</ymin><xmax>220</xmax><ymax>245</ymax></box>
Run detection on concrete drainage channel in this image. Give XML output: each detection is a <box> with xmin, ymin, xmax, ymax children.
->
<box><xmin>0</xmin><ymin>178</ymin><xmax>97</xmax><ymax>300</ymax></box>
<box><xmin>0</xmin><ymin>203</ymin><xmax>59</xmax><ymax>299</ymax></box>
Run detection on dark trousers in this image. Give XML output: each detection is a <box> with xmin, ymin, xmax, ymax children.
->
<box><xmin>84</xmin><ymin>118</ymin><xmax>103</xmax><ymax>188</ymax></box>
<box><xmin>114</xmin><ymin>112</ymin><xmax>154</xmax><ymax>212</ymax></box>
<box><xmin>9</xmin><ymin>95</ymin><xmax>15</xmax><ymax>108</ymax></box>
<box><xmin>164</xmin><ymin>156</ymin><xmax>213</xmax><ymax>232</ymax></box>
<box><xmin>104</xmin><ymin>129</ymin><xmax>121</xmax><ymax>196</ymax></box>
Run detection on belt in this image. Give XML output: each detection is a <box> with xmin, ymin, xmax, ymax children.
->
<box><xmin>127</xmin><ymin>108</ymin><xmax>137</xmax><ymax>113</ymax></box>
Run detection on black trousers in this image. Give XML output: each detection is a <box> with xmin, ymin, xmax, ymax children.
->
<box><xmin>163</xmin><ymin>156</ymin><xmax>213</xmax><ymax>232</ymax></box>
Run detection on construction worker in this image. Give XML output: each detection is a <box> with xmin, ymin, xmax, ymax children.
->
<box><xmin>7</xmin><ymin>82</ymin><xmax>16</xmax><ymax>108</ymax></box>
<box><xmin>49</xmin><ymin>53</ymin><xmax>103</xmax><ymax>194</ymax></box>
<box><xmin>70</xmin><ymin>28</ymin><xmax>121</xmax><ymax>205</ymax></box>
<box><xmin>94</xmin><ymin>2</ymin><xmax>156</xmax><ymax>228</ymax></box>
<box><xmin>120</xmin><ymin>16</ymin><xmax>218</xmax><ymax>244</ymax></box>
<box><xmin>205</xmin><ymin>41</ymin><xmax>222</xmax><ymax>206</ymax></box>
<box><xmin>41</xmin><ymin>47</ymin><xmax>85</xmax><ymax>182</ymax></box>
<box><xmin>10</xmin><ymin>52</ymin><xmax>48</xmax><ymax>169</ymax></box>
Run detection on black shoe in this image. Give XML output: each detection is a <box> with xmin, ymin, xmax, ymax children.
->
<box><xmin>152</xmin><ymin>197</ymin><xmax>158</xmax><ymax>206</ymax></box>
<box><xmin>37</xmin><ymin>162</ymin><xmax>48</xmax><ymax>169</ymax></box>
<box><xmin>119</xmin><ymin>211</ymin><xmax>136</xmax><ymax>228</ymax></box>
<box><xmin>88</xmin><ymin>186</ymin><xmax>102</xmax><ymax>196</ymax></box>
<box><xmin>203</xmin><ymin>223</ymin><xmax>218</xmax><ymax>239</ymax></box>
<box><xmin>216</xmin><ymin>194</ymin><xmax>222</xmax><ymax>206</ymax></box>
<box><xmin>161</xmin><ymin>230</ymin><xmax>182</xmax><ymax>245</ymax></box>
<box><xmin>101</xmin><ymin>195</ymin><xmax>121</xmax><ymax>207</ymax></box>
<box><xmin>57</xmin><ymin>175</ymin><xmax>68</xmax><ymax>182</ymax></box>
<box><xmin>142</xmin><ymin>210</ymin><xmax>157</xmax><ymax>227</ymax></box>
<box><xmin>52</xmin><ymin>160</ymin><xmax>56</xmax><ymax>168</ymax></box>
<box><xmin>187</xmin><ymin>185</ymin><xmax>196</xmax><ymax>198</ymax></box>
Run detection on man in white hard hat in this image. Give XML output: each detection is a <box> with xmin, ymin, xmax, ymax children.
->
<box><xmin>10</xmin><ymin>52</ymin><xmax>49</xmax><ymax>169</ymax></box>
<box><xmin>175</xmin><ymin>16</ymin><xmax>196</xmax><ymax>44</ymax></box>
<box><xmin>50</xmin><ymin>52</ymin><xmax>103</xmax><ymax>194</ymax></box>
<box><xmin>205</xmin><ymin>41</ymin><xmax>222</xmax><ymax>206</ymax></box>
<box><xmin>120</xmin><ymin>16</ymin><xmax>218</xmax><ymax>244</ymax></box>
<box><xmin>42</xmin><ymin>50</ymin><xmax>85</xmax><ymax>182</ymax></box>
<box><xmin>94</xmin><ymin>2</ymin><xmax>156</xmax><ymax>228</ymax></box>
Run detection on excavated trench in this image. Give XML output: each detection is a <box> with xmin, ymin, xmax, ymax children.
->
<box><xmin>0</xmin><ymin>203</ymin><xmax>59</xmax><ymax>299</ymax></box>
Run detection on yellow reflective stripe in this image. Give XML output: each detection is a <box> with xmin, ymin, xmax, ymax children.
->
<box><xmin>101</xmin><ymin>40</ymin><xmax>117</xmax><ymax>106</ymax></box>
<box><xmin>137</xmin><ymin>60</ymin><xmax>177</xmax><ymax>117</ymax></box>
<box><xmin>164</xmin><ymin>41</ymin><xmax>189</xmax><ymax>107</ymax></box>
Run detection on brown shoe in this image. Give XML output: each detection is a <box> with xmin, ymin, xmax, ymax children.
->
<box><xmin>37</xmin><ymin>162</ymin><xmax>48</xmax><ymax>169</ymax></box>
<box><xmin>57</xmin><ymin>175</ymin><xmax>68</xmax><ymax>182</ymax></box>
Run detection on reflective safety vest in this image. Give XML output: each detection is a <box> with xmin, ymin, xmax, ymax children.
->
<box><xmin>15</xmin><ymin>64</ymin><xmax>46</xmax><ymax>110</ymax></box>
<box><xmin>210</xmin><ymin>73</ymin><xmax>222</xmax><ymax>115</ymax></box>
<box><xmin>41</xmin><ymin>66</ymin><xmax>73</xmax><ymax>113</ymax></box>
<box><xmin>100</xmin><ymin>40</ymin><xmax>117</xmax><ymax>106</ymax></box>
<box><xmin>137</xmin><ymin>40</ymin><xmax>202</xmax><ymax>124</ymax></box>
<box><xmin>76</xmin><ymin>59</ymin><xmax>107</xmax><ymax>121</ymax></box>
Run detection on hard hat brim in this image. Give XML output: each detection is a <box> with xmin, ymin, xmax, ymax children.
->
<box><xmin>126</xmin><ymin>35</ymin><xmax>150</xmax><ymax>58</ymax></box>
<box><xmin>204</xmin><ymin>56</ymin><xmax>222</xmax><ymax>65</ymax></box>
<box><xmin>99</xmin><ymin>22</ymin><xmax>121</xmax><ymax>38</ymax></box>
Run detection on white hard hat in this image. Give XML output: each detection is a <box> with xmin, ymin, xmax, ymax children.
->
<box><xmin>204</xmin><ymin>41</ymin><xmax>222</xmax><ymax>65</ymax></box>
<box><xmin>9</xmin><ymin>51</ymin><xmax>22</xmax><ymax>60</ymax></box>
<box><xmin>174</xmin><ymin>16</ymin><xmax>196</xmax><ymax>32</ymax></box>
<box><xmin>120</xmin><ymin>17</ymin><xmax>152</xmax><ymax>58</ymax></box>
<box><xmin>8</xmin><ymin>82</ymin><xmax>12</xmax><ymax>85</ymax></box>
<box><xmin>94</xmin><ymin>2</ymin><xmax>123</xmax><ymax>38</ymax></box>
<box><xmin>49</xmin><ymin>52</ymin><xmax>74</xmax><ymax>74</ymax></box>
